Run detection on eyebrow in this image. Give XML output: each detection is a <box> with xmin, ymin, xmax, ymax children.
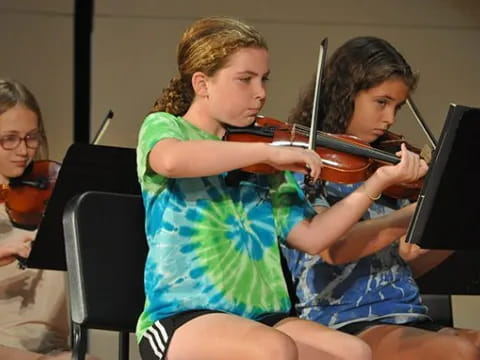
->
<box><xmin>0</xmin><ymin>129</ymin><xmax>40</xmax><ymax>135</ymax></box>
<box><xmin>237</xmin><ymin>70</ymin><xmax>271</xmax><ymax>77</ymax></box>
<box><xmin>375</xmin><ymin>95</ymin><xmax>406</xmax><ymax>105</ymax></box>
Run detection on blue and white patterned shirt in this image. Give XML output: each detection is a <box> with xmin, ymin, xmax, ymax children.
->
<box><xmin>283</xmin><ymin>176</ymin><xmax>429</xmax><ymax>328</ymax></box>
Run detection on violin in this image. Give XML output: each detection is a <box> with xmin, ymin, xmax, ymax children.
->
<box><xmin>226</xmin><ymin>116</ymin><xmax>399</xmax><ymax>180</ymax></box>
<box><xmin>0</xmin><ymin>160</ymin><xmax>61</xmax><ymax>230</ymax></box>
<box><xmin>374</xmin><ymin>130</ymin><xmax>423</xmax><ymax>154</ymax></box>
<box><xmin>371</xmin><ymin>130</ymin><xmax>427</xmax><ymax>200</ymax></box>
<box><xmin>225</xmin><ymin>116</ymin><xmax>423</xmax><ymax>200</ymax></box>
<box><xmin>0</xmin><ymin>111</ymin><xmax>113</xmax><ymax>231</ymax></box>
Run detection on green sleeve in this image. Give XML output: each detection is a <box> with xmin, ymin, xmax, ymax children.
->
<box><xmin>136</xmin><ymin>112</ymin><xmax>185</xmax><ymax>191</ymax></box>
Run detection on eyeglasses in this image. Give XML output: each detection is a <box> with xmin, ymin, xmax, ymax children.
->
<box><xmin>0</xmin><ymin>133</ymin><xmax>41</xmax><ymax>150</ymax></box>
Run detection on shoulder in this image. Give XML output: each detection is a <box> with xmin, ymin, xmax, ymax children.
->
<box><xmin>141</xmin><ymin>112</ymin><xmax>180</xmax><ymax>132</ymax></box>
<box><xmin>138</xmin><ymin>112</ymin><xmax>185</xmax><ymax>147</ymax></box>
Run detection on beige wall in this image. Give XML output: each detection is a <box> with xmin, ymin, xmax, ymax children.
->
<box><xmin>1</xmin><ymin>1</ymin><xmax>479</xmax><ymax>359</ymax></box>
<box><xmin>2</xmin><ymin>0</ymin><xmax>480</xmax><ymax>157</ymax></box>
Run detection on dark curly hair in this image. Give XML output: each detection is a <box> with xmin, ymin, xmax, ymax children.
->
<box><xmin>153</xmin><ymin>16</ymin><xmax>268</xmax><ymax>116</ymax></box>
<box><xmin>289</xmin><ymin>36</ymin><xmax>418</xmax><ymax>134</ymax></box>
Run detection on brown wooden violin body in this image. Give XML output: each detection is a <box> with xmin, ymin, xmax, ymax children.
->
<box><xmin>225</xmin><ymin>116</ymin><xmax>424</xmax><ymax>201</ymax></box>
<box><xmin>1</xmin><ymin>160</ymin><xmax>60</xmax><ymax>230</ymax></box>
<box><xmin>227</xmin><ymin>122</ymin><xmax>373</xmax><ymax>183</ymax></box>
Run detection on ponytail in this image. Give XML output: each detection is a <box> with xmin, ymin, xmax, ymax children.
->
<box><xmin>152</xmin><ymin>76</ymin><xmax>193</xmax><ymax>116</ymax></box>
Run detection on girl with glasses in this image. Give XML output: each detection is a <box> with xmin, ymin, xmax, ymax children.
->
<box><xmin>0</xmin><ymin>79</ymin><xmax>99</xmax><ymax>360</ymax></box>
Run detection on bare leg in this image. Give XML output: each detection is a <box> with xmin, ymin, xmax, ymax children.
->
<box><xmin>439</xmin><ymin>327</ymin><xmax>480</xmax><ymax>349</ymax></box>
<box><xmin>275</xmin><ymin>317</ymin><xmax>372</xmax><ymax>360</ymax></box>
<box><xmin>358</xmin><ymin>324</ymin><xmax>480</xmax><ymax>360</ymax></box>
<box><xmin>166</xmin><ymin>313</ymin><xmax>297</xmax><ymax>360</ymax></box>
<box><xmin>166</xmin><ymin>313</ymin><xmax>371</xmax><ymax>360</ymax></box>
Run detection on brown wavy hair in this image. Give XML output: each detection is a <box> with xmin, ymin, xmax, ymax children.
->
<box><xmin>289</xmin><ymin>36</ymin><xmax>418</xmax><ymax>134</ymax></box>
<box><xmin>0</xmin><ymin>79</ymin><xmax>49</xmax><ymax>159</ymax></box>
<box><xmin>153</xmin><ymin>16</ymin><xmax>268</xmax><ymax>116</ymax></box>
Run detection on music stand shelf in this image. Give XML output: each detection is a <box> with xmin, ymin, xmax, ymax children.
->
<box><xmin>27</xmin><ymin>143</ymin><xmax>141</xmax><ymax>271</ymax></box>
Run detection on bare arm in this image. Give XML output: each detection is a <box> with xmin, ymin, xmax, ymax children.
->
<box><xmin>287</xmin><ymin>173</ymin><xmax>391</xmax><ymax>254</ymax></box>
<box><xmin>319</xmin><ymin>203</ymin><xmax>415</xmax><ymax>265</ymax></box>
<box><xmin>149</xmin><ymin>138</ymin><xmax>322</xmax><ymax>179</ymax></box>
<box><xmin>399</xmin><ymin>237</ymin><xmax>454</xmax><ymax>278</ymax></box>
<box><xmin>287</xmin><ymin>144</ymin><xmax>428</xmax><ymax>255</ymax></box>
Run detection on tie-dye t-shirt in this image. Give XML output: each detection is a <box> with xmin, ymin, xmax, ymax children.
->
<box><xmin>283</xmin><ymin>177</ymin><xmax>429</xmax><ymax>329</ymax></box>
<box><xmin>136</xmin><ymin>112</ymin><xmax>315</xmax><ymax>340</ymax></box>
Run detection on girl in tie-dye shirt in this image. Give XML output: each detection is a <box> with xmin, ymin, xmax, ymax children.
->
<box><xmin>284</xmin><ymin>36</ymin><xmax>480</xmax><ymax>360</ymax></box>
<box><xmin>135</xmin><ymin>17</ymin><xmax>425</xmax><ymax>360</ymax></box>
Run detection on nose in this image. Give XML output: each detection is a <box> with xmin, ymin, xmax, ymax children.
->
<box><xmin>15</xmin><ymin>139</ymin><xmax>29</xmax><ymax>155</ymax></box>
<box><xmin>254</xmin><ymin>82</ymin><xmax>267</xmax><ymax>103</ymax></box>
<box><xmin>383</xmin><ymin>107</ymin><xmax>396</xmax><ymax>127</ymax></box>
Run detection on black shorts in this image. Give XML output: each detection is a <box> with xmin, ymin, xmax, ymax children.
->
<box><xmin>138</xmin><ymin>310</ymin><xmax>290</xmax><ymax>360</ymax></box>
<box><xmin>337</xmin><ymin>318</ymin><xmax>447</xmax><ymax>335</ymax></box>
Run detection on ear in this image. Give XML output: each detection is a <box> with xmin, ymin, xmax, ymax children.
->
<box><xmin>191</xmin><ymin>71</ymin><xmax>209</xmax><ymax>98</ymax></box>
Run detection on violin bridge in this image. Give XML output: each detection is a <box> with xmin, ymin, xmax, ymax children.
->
<box><xmin>290</xmin><ymin>124</ymin><xmax>297</xmax><ymax>144</ymax></box>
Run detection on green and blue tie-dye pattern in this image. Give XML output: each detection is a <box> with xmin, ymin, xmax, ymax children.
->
<box><xmin>269</xmin><ymin>171</ymin><xmax>316</xmax><ymax>241</ymax></box>
<box><xmin>136</xmin><ymin>113</ymin><xmax>312</xmax><ymax>341</ymax></box>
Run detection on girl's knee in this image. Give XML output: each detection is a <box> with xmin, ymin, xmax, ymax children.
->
<box><xmin>255</xmin><ymin>331</ymin><xmax>298</xmax><ymax>360</ymax></box>
<box><xmin>453</xmin><ymin>337</ymin><xmax>480</xmax><ymax>360</ymax></box>
<box><xmin>431</xmin><ymin>335</ymin><xmax>480</xmax><ymax>360</ymax></box>
<box><xmin>342</xmin><ymin>336</ymin><xmax>372</xmax><ymax>360</ymax></box>
<box><xmin>320</xmin><ymin>333</ymin><xmax>371</xmax><ymax>360</ymax></box>
<box><xmin>468</xmin><ymin>332</ymin><xmax>480</xmax><ymax>350</ymax></box>
<box><xmin>353</xmin><ymin>338</ymin><xmax>372</xmax><ymax>360</ymax></box>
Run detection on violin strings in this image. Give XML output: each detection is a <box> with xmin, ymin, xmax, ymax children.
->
<box><xmin>293</xmin><ymin>123</ymin><xmax>400</xmax><ymax>162</ymax></box>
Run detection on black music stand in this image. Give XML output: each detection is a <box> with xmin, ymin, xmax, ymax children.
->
<box><xmin>27</xmin><ymin>143</ymin><xmax>141</xmax><ymax>271</ymax></box>
<box><xmin>406</xmin><ymin>104</ymin><xmax>480</xmax><ymax>295</ymax></box>
<box><xmin>406</xmin><ymin>104</ymin><xmax>480</xmax><ymax>251</ymax></box>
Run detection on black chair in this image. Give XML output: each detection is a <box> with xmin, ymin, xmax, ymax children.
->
<box><xmin>421</xmin><ymin>294</ymin><xmax>454</xmax><ymax>327</ymax></box>
<box><xmin>63</xmin><ymin>191</ymin><xmax>148</xmax><ymax>360</ymax></box>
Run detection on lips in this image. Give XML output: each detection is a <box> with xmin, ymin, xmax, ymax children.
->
<box><xmin>11</xmin><ymin>161</ymin><xmax>28</xmax><ymax>168</ymax></box>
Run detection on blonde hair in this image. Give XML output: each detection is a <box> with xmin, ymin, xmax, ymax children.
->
<box><xmin>0</xmin><ymin>79</ymin><xmax>49</xmax><ymax>159</ymax></box>
<box><xmin>153</xmin><ymin>16</ymin><xmax>268</xmax><ymax>115</ymax></box>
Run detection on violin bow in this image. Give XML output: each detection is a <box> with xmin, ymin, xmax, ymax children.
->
<box><xmin>304</xmin><ymin>38</ymin><xmax>328</xmax><ymax>201</ymax></box>
<box><xmin>308</xmin><ymin>38</ymin><xmax>328</xmax><ymax>151</ymax></box>
<box><xmin>406</xmin><ymin>96</ymin><xmax>437</xmax><ymax>149</ymax></box>
<box><xmin>92</xmin><ymin>110</ymin><xmax>114</xmax><ymax>145</ymax></box>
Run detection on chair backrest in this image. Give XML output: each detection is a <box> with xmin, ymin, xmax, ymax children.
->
<box><xmin>421</xmin><ymin>294</ymin><xmax>454</xmax><ymax>327</ymax></box>
<box><xmin>63</xmin><ymin>191</ymin><xmax>147</xmax><ymax>332</ymax></box>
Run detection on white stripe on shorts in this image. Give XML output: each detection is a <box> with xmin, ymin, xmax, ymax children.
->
<box><xmin>144</xmin><ymin>331</ymin><xmax>164</xmax><ymax>359</ymax></box>
<box><xmin>144</xmin><ymin>320</ymin><xmax>170</xmax><ymax>359</ymax></box>
<box><xmin>154</xmin><ymin>320</ymin><xmax>169</xmax><ymax>346</ymax></box>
